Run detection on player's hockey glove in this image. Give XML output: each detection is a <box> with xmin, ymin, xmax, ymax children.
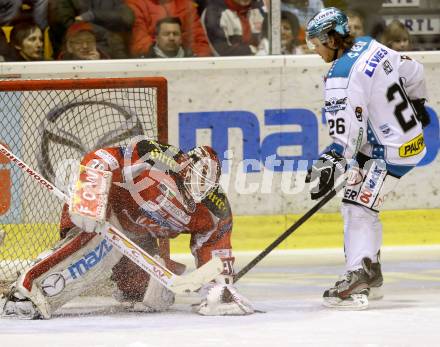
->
<box><xmin>411</xmin><ymin>99</ymin><xmax>430</xmax><ymax>128</ymax></box>
<box><xmin>305</xmin><ymin>150</ymin><xmax>346</xmax><ymax>200</ymax></box>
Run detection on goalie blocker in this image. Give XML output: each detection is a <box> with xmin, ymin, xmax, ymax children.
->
<box><xmin>1</xmin><ymin>139</ymin><xmax>254</xmax><ymax>318</ymax></box>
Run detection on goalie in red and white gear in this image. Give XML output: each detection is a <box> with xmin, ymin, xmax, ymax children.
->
<box><xmin>1</xmin><ymin>139</ymin><xmax>254</xmax><ymax>319</ymax></box>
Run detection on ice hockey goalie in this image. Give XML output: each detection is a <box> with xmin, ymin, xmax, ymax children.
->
<box><xmin>1</xmin><ymin>138</ymin><xmax>254</xmax><ymax>319</ymax></box>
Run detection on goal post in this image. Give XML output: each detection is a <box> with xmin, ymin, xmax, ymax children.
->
<box><xmin>0</xmin><ymin>76</ymin><xmax>170</xmax><ymax>288</ymax></box>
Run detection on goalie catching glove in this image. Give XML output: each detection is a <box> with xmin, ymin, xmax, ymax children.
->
<box><xmin>305</xmin><ymin>150</ymin><xmax>347</xmax><ymax>200</ymax></box>
<box><xmin>194</xmin><ymin>275</ymin><xmax>254</xmax><ymax>316</ymax></box>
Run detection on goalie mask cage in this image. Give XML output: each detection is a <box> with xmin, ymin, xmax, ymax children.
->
<box><xmin>0</xmin><ymin>77</ymin><xmax>168</xmax><ymax>290</ymax></box>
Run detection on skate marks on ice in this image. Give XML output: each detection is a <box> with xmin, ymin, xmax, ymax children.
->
<box><xmin>237</xmin><ymin>246</ymin><xmax>440</xmax><ymax>310</ymax></box>
<box><xmin>12</xmin><ymin>247</ymin><xmax>440</xmax><ymax>318</ymax></box>
<box><xmin>0</xmin><ymin>246</ymin><xmax>439</xmax><ymax>347</ymax></box>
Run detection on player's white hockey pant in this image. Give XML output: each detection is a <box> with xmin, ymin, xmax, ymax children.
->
<box><xmin>341</xmin><ymin>157</ymin><xmax>401</xmax><ymax>271</ymax></box>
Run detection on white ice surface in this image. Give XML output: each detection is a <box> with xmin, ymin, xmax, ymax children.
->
<box><xmin>1</xmin><ymin>246</ymin><xmax>440</xmax><ymax>347</ymax></box>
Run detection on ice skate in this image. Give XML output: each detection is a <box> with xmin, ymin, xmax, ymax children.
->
<box><xmin>368</xmin><ymin>261</ymin><xmax>384</xmax><ymax>300</ymax></box>
<box><xmin>323</xmin><ymin>258</ymin><xmax>375</xmax><ymax>310</ymax></box>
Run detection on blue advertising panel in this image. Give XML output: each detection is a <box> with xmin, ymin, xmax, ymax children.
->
<box><xmin>179</xmin><ymin>107</ymin><xmax>438</xmax><ymax>172</ymax></box>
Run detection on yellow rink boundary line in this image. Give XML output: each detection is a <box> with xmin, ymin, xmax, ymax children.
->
<box><xmin>1</xmin><ymin>209</ymin><xmax>439</xmax><ymax>258</ymax></box>
<box><xmin>170</xmin><ymin>209</ymin><xmax>440</xmax><ymax>253</ymax></box>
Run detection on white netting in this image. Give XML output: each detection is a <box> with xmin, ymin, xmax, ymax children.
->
<box><xmin>0</xmin><ymin>78</ymin><xmax>167</xmax><ymax>290</ymax></box>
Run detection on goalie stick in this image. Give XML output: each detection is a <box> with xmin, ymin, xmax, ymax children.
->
<box><xmin>233</xmin><ymin>180</ymin><xmax>346</xmax><ymax>282</ymax></box>
<box><xmin>0</xmin><ymin>143</ymin><xmax>223</xmax><ymax>294</ymax></box>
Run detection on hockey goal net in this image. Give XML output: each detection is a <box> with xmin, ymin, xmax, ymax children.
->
<box><xmin>0</xmin><ymin>77</ymin><xmax>168</xmax><ymax>291</ymax></box>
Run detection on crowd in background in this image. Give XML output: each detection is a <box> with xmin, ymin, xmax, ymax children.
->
<box><xmin>0</xmin><ymin>0</ymin><xmax>438</xmax><ymax>62</ymax></box>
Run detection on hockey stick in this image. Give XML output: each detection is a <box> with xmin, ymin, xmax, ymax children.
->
<box><xmin>233</xmin><ymin>180</ymin><xmax>346</xmax><ymax>282</ymax></box>
<box><xmin>0</xmin><ymin>143</ymin><xmax>223</xmax><ymax>294</ymax></box>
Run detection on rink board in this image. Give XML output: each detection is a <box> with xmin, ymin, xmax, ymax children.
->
<box><xmin>0</xmin><ymin>54</ymin><xmax>439</xmax><ymax>217</ymax></box>
<box><xmin>1</xmin><ymin>55</ymin><xmax>439</xmax><ymax>279</ymax></box>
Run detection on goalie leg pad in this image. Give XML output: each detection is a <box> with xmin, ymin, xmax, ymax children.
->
<box><xmin>11</xmin><ymin>227</ymin><xmax>122</xmax><ymax>319</ymax></box>
<box><xmin>195</xmin><ymin>282</ymin><xmax>254</xmax><ymax>316</ymax></box>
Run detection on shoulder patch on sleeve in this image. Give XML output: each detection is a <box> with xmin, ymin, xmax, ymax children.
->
<box><xmin>202</xmin><ymin>188</ymin><xmax>231</xmax><ymax>219</ymax></box>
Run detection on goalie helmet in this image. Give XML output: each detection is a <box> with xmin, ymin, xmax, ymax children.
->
<box><xmin>182</xmin><ymin>146</ymin><xmax>221</xmax><ymax>202</ymax></box>
<box><xmin>306</xmin><ymin>7</ymin><xmax>350</xmax><ymax>46</ymax></box>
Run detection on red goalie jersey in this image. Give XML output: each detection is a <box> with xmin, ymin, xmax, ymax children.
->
<box><xmin>60</xmin><ymin>139</ymin><xmax>234</xmax><ymax>298</ymax></box>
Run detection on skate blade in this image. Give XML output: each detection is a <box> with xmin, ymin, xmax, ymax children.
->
<box><xmin>369</xmin><ymin>287</ymin><xmax>384</xmax><ymax>301</ymax></box>
<box><xmin>323</xmin><ymin>294</ymin><xmax>369</xmax><ymax>311</ymax></box>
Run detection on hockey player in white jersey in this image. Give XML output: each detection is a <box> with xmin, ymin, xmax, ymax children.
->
<box><xmin>305</xmin><ymin>7</ymin><xmax>429</xmax><ymax>309</ymax></box>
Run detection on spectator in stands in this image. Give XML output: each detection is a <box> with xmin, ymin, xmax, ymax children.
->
<box><xmin>58</xmin><ymin>22</ymin><xmax>109</xmax><ymax>60</ymax></box>
<box><xmin>48</xmin><ymin>0</ymin><xmax>134</xmax><ymax>59</ymax></box>
<box><xmin>346</xmin><ymin>9</ymin><xmax>365</xmax><ymax>38</ymax></box>
<box><xmin>203</xmin><ymin>0</ymin><xmax>267</xmax><ymax>56</ymax></box>
<box><xmin>6</xmin><ymin>21</ymin><xmax>44</xmax><ymax>61</ymax></box>
<box><xmin>125</xmin><ymin>0</ymin><xmax>211</xmax><ymax>58</ymax></box>
<box><xmin>142</xmin><ymin>17</ymin><xmax>192</xmax><ymax>58</ymax></box>
<box><xmin>194</xmin><ymin>0</ymin><xmax>208</xmax><ymax>18</ymax></box>
<box><xmin>256</xmin><ymin>14</ymin><xmax>269</xmax><ymax>55</ymax></box>
<box><xmin>258</xmin><ymin>10</ymin><xmax>300</xmax><ymax>55</ymax></box>
<box><xmin>281</xmin><ymin>10</ymin><xmax>300</xmax><ymax>54</ymax></box>
<box><xmin>0</xmin><ymin>29</ymin><xmax>13</xmax><ymax>61</ymax></box>
<box><xmin>381</xmin><ymin>19</ymin><xmax>411</xmax><ymax>51</ymax></box>
<box><xmin>346</xmin><ymin>0</ymin><xmax>385</xmax><ymax>39</ymax></box>
<box><xmin>0</xmin><ymin>0</ymin><xmax>48</xmax><ymax>28</ymax></box>
<box><xmin>281</xmin><ymin>0</ymin><xmax>323</xmax><ymax>53</ymax></box>
<box><xmin>282</xmin><ymin>0</ymin><xmax>324</xmax><ymax>24</ymax></box>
